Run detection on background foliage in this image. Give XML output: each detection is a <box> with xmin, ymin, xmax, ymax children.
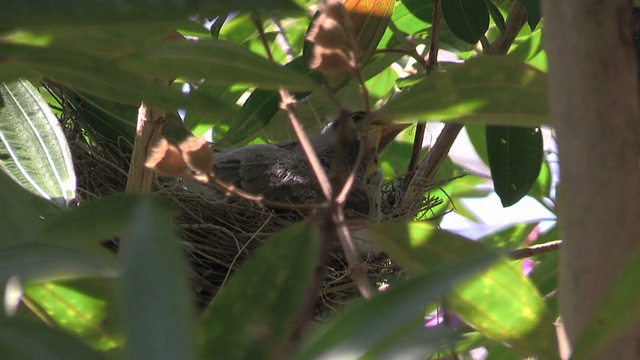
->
<box><xmin>0</xmin><ymin>0</ymin><xmax>636</xmax><ymax>359</ymax></box>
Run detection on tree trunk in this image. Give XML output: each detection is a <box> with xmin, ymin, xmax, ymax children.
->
<box><xmin>542</xmin><ymin>0</ymin><xmax>640</xmax><ymax>358</ymax></box>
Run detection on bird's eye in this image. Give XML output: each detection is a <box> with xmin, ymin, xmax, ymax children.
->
<box><xmin>350</xmin><ymin>112</ymin><xmax>366</xmax><ymax>123</ymax></box>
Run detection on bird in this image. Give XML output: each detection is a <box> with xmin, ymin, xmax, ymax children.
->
<box><xmin>210</xmin><ymin>111</ymin><xmax>406</xmax><ymax>220</ymax></box>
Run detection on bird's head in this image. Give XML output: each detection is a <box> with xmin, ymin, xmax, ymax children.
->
<box><xmin>318</xmin><ymin>111</ymin><xmax>409</xmax><ymax>177</ymax></box>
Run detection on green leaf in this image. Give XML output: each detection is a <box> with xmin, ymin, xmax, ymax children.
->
<box><xmin>197</xmin><ymin>222</ymin><xmax>320</xmax><ymax>359</ymax></box>
<box><xmin>0</xmin><ymin>315</ymin><xmax>101</xmax><ymax>360</ymax></box>
<box><xmin>519</xmin><ymin>0</ymin><xmax>542</xmax><ymax>30</ymax></box>
<box><xmin>219</xmin><ymin>57</ymin><xmax>317</xmax><ymax>146</ymax></box>
<box><xmin>120</xmin><ymin>41</ymin><xmax>318</xmax><ymax>91</ymax></box>
<box><xmin>0</xmin><ymin>44</ymin><xmax>236</xmax><ymax>119</ymax></box>
<box><xmin>465</xmin><ymin>123</ymin><xmax>489</xmax><ymax>165</ymax></box>
<box><xmin>297</xmin><ymin>252</ymin><xmax>498</xmax><ymax>359</ymax></box>
<box><xmin>44</xmin><ymin>193</ymin><xmax>148</xmax><ymax>246</ymax></box>
<box><xmin>0</xmin><ymin>155</ymin><xmax>62</xmax><ymax>247</ymax></box>
<box><xmin>0</xmin><ymin>242</ymin><xmax>118</xmax><ymax>283</ymax></box>
<box><xmin>378</xmin><ymin>56</ymin><xmax>549</xmax><ymax>127</ymax></box>
<box><xmin>486</xmin><ymin>125</ymin><xmax>543</xmax><ymax>207</ymax></box>
<box><xmin>0</xmin><ymin>0</ymin><xmax>302</xmax><ymax>29</ymax></box>
<box><xmin>479</xmin><ymin>221</ymin><xmax>539</xmax><ymax>250</ymax></box>
<box><xmin>24</xmin><ymin>279</ymin><xmax>123</xmax><ymax>351</ymax></box>
<box><xmin>118</xmin><ymin>195</ymin><xmax>194</xmax><ymax>360</ymax></box>
<box><xmin>0</xmin><ymin>80</ymin><xmax>76</xmax><ymax>205</ymax></box>
<box><xmin>484</xmin><ymin>0</ymin><xmax>506</xmax><ymax>35</ymax></box>
<box><xmin>571</xmin><ymin>245</ymin><xmax>640</xmax><ymax>359</ymax></box>
<box><xmin>367</xmin><ymin>221</ymin><xmax>559</xmax><ymax>359</ymax></box>
<box><xmin>441</xmin><ymin>0</ymin><xmax>489</xmax><ymax>44</ymax></box>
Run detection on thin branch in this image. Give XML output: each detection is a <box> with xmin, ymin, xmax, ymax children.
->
<box><xmin>404</xmin><ymin>0</ymin><xmax>442</xmax><ymax>191</ymax></box>
<box><xmin>271</xmin><ymin>17</ymin><xmax>296</xmax><ymax>62</ymax></box>
<box><xmin>509</xmin><ymin>240</ymin><xmax>562</xmax><ymax>260</ymax></box>
<box><xmin>401</xmin><ymin>0</ymin><xmax>528</xmax><ymax>209</ymax></box>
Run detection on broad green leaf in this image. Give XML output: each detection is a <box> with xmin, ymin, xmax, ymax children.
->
<box><xmin>0</xmin><ymin>315</ymin><xmax>100</xmax><ymax>360</ymax></box>
<box><xmin>378</xmin><ymin>56</ymin><xmax>549</xmax><ymax>127</ymax></box>
<box><xmin>486</xmin><ymin>125</ymin><xmax>543</xmax><ymax>207</ymax></box>
<box><xmin>367</xmin><ymin>221</ymin><xmax>559</xmax><ymax>359</ymax></box>
<box><xmin>519</xmin><ymin>0</ymin><xmax>542</xmax><ymax>30</ymax></box>
<box><xmin>197</xmin><ymin>222</ymin><xmax>320</xmax><ymax>359</ymax></box>
<box><xmin>571</xmin><ymin>245</ymin><xmax>640</xmax><ymax>359</ymax></box>
<box><xmin>4</xmin><ymin>23</ymin><xmax>170</xmax><ymax>58</ymax></box>
<box><xmin>0</xmin><ymin>44</ymin><xmax>235</xmax><ymax>119</ymax></box>
<box><xmin>219</xmin><ymin>57</ymin><xmax>316</xmax><ymax>147</ymax></box>
<box><xmin>465</xmin><ymin>123</ymin><xmax>489</xmax><ymax>165</ymax></box>
<box><xmin>24</xmin><ymin>279</ymin><xmax>122</xmax><ymax>351</ymax></box>
<box><xmin>0</xmin><ymin>170</ymin><xmax>62</xmax><ymax>247</ymax></box>
<box><xmin>120</xmin><ymin>41</ymin><xmax>319</xmax><ymax>91</ymax></box>
<box><xmin>479</xmin><ymin>221</ymin><xmax>539</xmax><ymax>250</ymax></box>
<box><xmin>44</xmin><ymin>193</ymin><xmax>148</xmax><ymax>246</ymax></box>
<box><xmin>0</xmin><ymin>0</ymin><xmax>302</xmax><ymax>29</ymax></box>
<box><xmin>0</xmin><ymin>243</ymin><xmax>118</xmax><ymax>283</ymax></box>
<box><xmin>118</xmin><ymin>195</ymin><xmax>194</xmax><ymax>360</ymax></box>
<box><xmin>0</xmin><ymin>80</ymin><xmax>76</xmax><ymax>205</ymax></box>
<box><xmin>528</xmin><ymin>158</ymin><xmax>553</xmax><ymax>206</ymax></box>
<box><xmin>296</xmin><ymin>252</ymin><xmax>498</xmax><ymax>359</ymax></box>
<box><xmin>441</xmin><ymin>0</ymin><xmax>489</xmax><ymax>44</ymax></box>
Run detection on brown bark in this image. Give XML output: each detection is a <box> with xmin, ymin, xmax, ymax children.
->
<box><xmin>125</xmin><ymin>102</ymin><xmax>166</xmax><ymax>193</ymax></box>
<box><xmin>542</xmin><ymin>0</ymin><xmax>640</xmax><ymax>358</ymax></box>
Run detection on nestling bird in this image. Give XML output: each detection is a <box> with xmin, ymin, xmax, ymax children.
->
<box><xmin>211</xmin><ymin>111</ymin><xmax>406</xmax><ymax>220</ymax></box>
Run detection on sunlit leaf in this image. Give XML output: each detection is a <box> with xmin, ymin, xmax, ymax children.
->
<box><xmin>378</xmin><ymin>56</ymin><xmax>549</xmax><ymax>127</ymax></box>
<box><xmin>197</xmin><ymin>222</ymin><xmax>320</xmax><ymax>359</ymax></box>
<box><xmin>367</xmin><ymin>222</ymin><xmax>558</xmax><ymax>359</ymax></box>
<box><xmin>0</xmin><ymin>44</ymin><xmax>235</xmax><ymax>119</ymax></box>
<box><xmin>0</xmin><ymin>80</ymin><xmax>76</xmax><ymax>205</ymax></box>
<box><xmin>297</xmin><ymin>252</ymin><xmax>498</xmax><ymax>359</ymax></box>
<box><xmin>120</xmin><ymin>41</ymin><xmax>318</xmax><ymax>91</ymax></box>
<box><xmin>486</xmin><ymin>126</ymin><xmax>543</xmax><ymax>207</ymax></box>
<box><xmin>24</xmin><ymin>279</ymin><xmax>122</xmax><ymax>351</ymax></box>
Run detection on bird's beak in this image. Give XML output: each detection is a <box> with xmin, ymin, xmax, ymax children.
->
<box><xmin>370</xmin><ymin>121</ymin><xmax>411</xmax><ymax>153</ymax></box>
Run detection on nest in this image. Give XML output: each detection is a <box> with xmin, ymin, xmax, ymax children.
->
<box><xmin>63</xmin><ymin>109</ymin><xmax>441</xmax><ymax>316</ymax></box>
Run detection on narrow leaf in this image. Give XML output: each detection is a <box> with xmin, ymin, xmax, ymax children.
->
<box><xmin>121</xmin><ymin>41</ymin><xmax>318</xmax><ymax>91</ymax></box>
<box><xmin>0</xmin><ymin>80</ymin><xmax>76</xmax><ymax>205</ymax></box>
<box><xmin>197</xmin><ymin>222</ymin><xmax>320</xmax><ymax>359</ymax></box>
<box><xmin>0</xmin><ymin>0</ymin><xmax>302</xmax><ymax>28</ymax></box>
<box><xmin>441</xmin><ymin>0</ymin><xmax>489</xmax><ymax>44</ymax></box>
<box><xmin>0</xmin><ymin>316</ymin><xmax>101</xmax><ymax>360</ymax></box>
<box><xmin>519</xmin><ymin>0</ymin><xmax>542</xmax><ymax>30</ymax></box>
<box><xmin>486</xmin><ymin>125</ymin><xmax>543</xmax><ymax>207</ymax></box>
<box><xmin>367</xmin><ymin>222</ymin><xmax>559</xmax><ymax>359</ymax></box>
<box><xmin>484</xmin><ymin>0</ymin><xmax>506</xmax><ymax>35</ymax></box>
<box><xmin>0</xmin><ymin>243</ymin><xmax>118</xmax><ymax>283</ymax></box>
<box><xmin>297</xmin><ymin>252</ymin><xmax>498</xmax><ymax>359</ymax></box>
<box><xmin>118</xmin><ymin>195</ymin><xmax>194</xmax><ymax>360</ymax></box>
<box><xmin>44</xmin><ymin>193</ymin><xmax>157</xmax><ymax>246</ymax></box>
<box><xmin>0</xmin><ymin>164</ymin><xmax>61</xmax><ymax>247</ymax></box>
<box><xmin>378</xmin><ymin>56</ymin><xmax>549</xmax><ymax>127</ymax></box>
<box><xmin>0</xmin><ymin>44</ymin><xmax>235</xmax><ymax>119</ymax></box>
